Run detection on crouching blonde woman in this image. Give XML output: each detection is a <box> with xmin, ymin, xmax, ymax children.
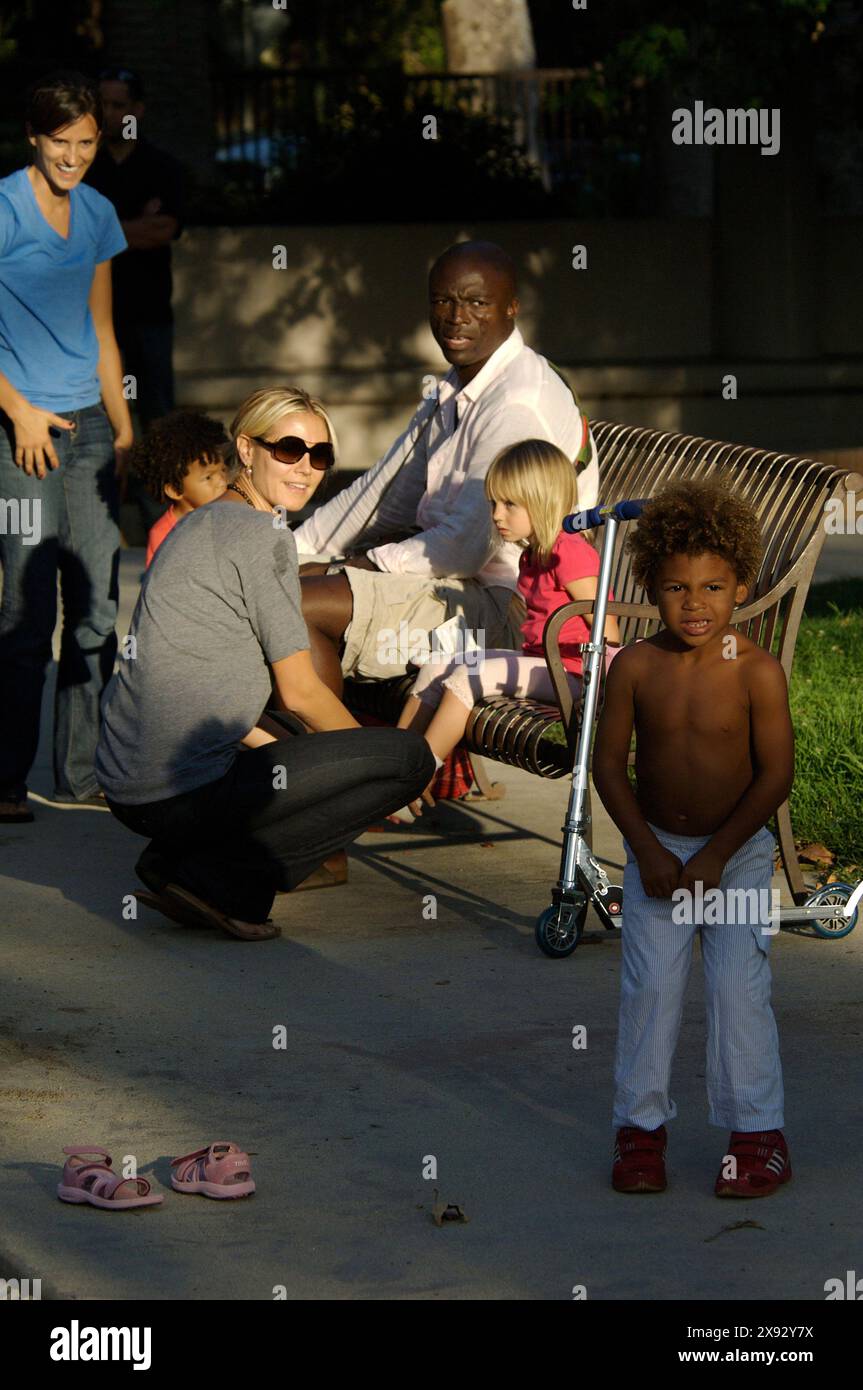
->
<box><xmin>96</xmin><ymin>386</ymin><xmax>434</xmax><ymax>941</ymax></box>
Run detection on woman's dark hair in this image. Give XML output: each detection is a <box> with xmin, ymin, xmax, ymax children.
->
<box><xmin>25</xmin><ymin>70</ymin><xmax>102</xmax><ymax>137</ymax></box>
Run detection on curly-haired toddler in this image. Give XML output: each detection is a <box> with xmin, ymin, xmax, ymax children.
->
<box><xmin>130</xmin><ymin>410</ymin><xmax>230</xmax><ymax>566</ymax></box>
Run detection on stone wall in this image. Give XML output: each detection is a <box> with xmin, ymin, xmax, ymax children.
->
<box><xmin>170</xmin><ymin>218</ymin><xmax>863</xmax><ymax>468</ymax></box>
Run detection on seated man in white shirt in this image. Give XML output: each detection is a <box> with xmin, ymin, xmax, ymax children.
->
<box><xmin>296</xmin><ymin>240</ymin><xmax>599</xmax><ymax>696</ymax></box>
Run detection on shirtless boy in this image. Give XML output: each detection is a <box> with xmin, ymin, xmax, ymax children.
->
<box><xmin>592</xmin><ymin>479</ymin><xmax>795</xmax><ymax>1198</ymax></box>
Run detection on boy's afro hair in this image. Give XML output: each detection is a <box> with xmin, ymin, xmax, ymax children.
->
<box><xmin>129</xmin><ymin>410</ymin><xmax>228</xmax><ymax>501</ymax></box>
<box><xmin>626</xmin><ymin>478</ymin><xmax>763</xmax><ymax>596</ymax></box>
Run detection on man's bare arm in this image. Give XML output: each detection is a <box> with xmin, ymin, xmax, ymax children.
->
<box><xmin>342</xmin><ymin>555</ymin><xmax>378</xmax><ymax>571</ymax></box>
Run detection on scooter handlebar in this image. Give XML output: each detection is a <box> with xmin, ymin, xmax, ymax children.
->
<box><xmin>563</xmin><ymin>498</ymin><xmax>650</xmax><ymax>533</ymax></box>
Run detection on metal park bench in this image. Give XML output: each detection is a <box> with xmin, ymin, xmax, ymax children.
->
<box><xmin>344</xmin><ymin>421</ymin><xmax>863</xmax><ymax>903</ymax></box>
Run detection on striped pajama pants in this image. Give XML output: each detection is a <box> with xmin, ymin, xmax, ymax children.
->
<box><xmin>613</xmin><ymin>823</ymin><xmax>785</xmax><ymax>1132</ymax></box>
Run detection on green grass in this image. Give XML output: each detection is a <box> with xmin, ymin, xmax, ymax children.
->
<box><xmin>545</xmin><ymin>579</ymin><xmax>863</xmax><ymax>875</ymax></box>
<box><xmin>786</xmin><ymin>579</ymin><xmax>863</xmax><ymax>874</ymax></box>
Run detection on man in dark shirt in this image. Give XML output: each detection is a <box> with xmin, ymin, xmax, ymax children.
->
<box><xmin>86</xmin><ymin>68</ymin><xmax>186</xmax><ymax>442</ymax></box>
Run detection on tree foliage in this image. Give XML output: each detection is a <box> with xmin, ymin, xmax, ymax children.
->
<box><xmin>530</xmin><ymin>0</ymin><xmax>840</xmax><ymax>111</ymax></box>
<box><xmin>271</xmin><ymin>0</ymin><xmax>445</xmax><ymax>73</ymax></box>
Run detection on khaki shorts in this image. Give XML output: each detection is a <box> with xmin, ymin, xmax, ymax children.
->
<box><xmin>339</xmin><ymin>568</ymin><xmax>525</xmax><ymax>680</ymax></box>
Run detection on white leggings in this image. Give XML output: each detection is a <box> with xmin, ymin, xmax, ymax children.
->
<box><xmin>408</xmin><ymin>648</ymin><xmax>582</xmax><ymax>713</ymax></box>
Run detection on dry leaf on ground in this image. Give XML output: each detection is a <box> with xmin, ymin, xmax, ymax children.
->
<box><xmin>797</xmin><ymin>842</ymin><xmax>835</xmax><ymax>866</ymax></box>
<box><xmin>432</xmin><ymin>1189</ymin><xmax>469</xmax><ymax>1226</ymax></box>
<box><xmin>704</xmin><ymin>1219</ymin><xmax>765</xmax><ymax>1243</ymax></box>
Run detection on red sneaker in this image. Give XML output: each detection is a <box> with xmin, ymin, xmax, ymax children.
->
<box><xmin>714</xmin><ymin>1129</ymin><xmax>792</xmax><ymax>1198</ymax></box>
<box><xmin>612</xmin><ymin>1125</ymin><xmax>668</xmax><ymax>1193</ymax></box>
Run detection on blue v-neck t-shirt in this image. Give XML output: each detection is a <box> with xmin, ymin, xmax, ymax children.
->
<box><xmin>0</xmin><ymin>167</ymin><xmax>126</xmax><ymax>411</ymax></box>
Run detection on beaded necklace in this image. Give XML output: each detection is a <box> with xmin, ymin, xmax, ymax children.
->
<box><xmin>226</xmin><ymin>481</ymin><xmax>255</xmax><ymax>508</ymax></box>
<box><xmin>227</xmin><ymin>473</ymin><xmax>276</xmax><ymax>514</ymax></box>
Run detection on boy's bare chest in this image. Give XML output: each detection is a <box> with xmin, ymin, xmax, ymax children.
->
<box><xmin>636</xmin><ymin>662</ymin><xmax>750</xmax><ymax>738</ymax></box>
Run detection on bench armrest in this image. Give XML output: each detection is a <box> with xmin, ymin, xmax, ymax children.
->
<box><xmin>542</xmin><ymin>598</ymin><xmax>661</xmax><ymax>730</ymax></box>
<box><xmin>542</xmin><ymin>543</ymin><xmax>826</xmax><ymax>733</ymax></box>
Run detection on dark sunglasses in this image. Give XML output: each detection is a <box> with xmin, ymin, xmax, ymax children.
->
<box><xmin>251</xmin><ymin>435</ymin><xmax>335</xmax><ymax>471</ymax></box>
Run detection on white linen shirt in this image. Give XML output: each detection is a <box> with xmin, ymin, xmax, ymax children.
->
<box><xmin>293</xmin><ymin>328</ymin><xmax>599</xmax><ymax>590</ymax></box>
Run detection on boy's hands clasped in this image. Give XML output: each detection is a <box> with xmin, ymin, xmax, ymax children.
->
<box><xmin>676</xmin><ymin>845</ymin><xmax>726</xmax><ymax>896</ymax></box>
<box><xmin>636</xmin><ymin>841</ymin><xmax>726</xmax><ymax>898</ymax></box>
<box><xmin>636</xmin><ymin>843</ymin><xmax>684</xmax><ymax>898</ymax></box>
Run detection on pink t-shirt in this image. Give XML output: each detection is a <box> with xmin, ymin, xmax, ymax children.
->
<box><xmin>145</xmin><ymin>507</ymin><xmax>178</xmax><ymax>568</ymax></box>
<box><xmin>518</xmin><ymin>530</ymin><xmax>612</xmax><ymax>675</ymax></box>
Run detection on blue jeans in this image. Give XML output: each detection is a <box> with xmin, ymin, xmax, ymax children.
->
<box><xmin>0</xmin><ymin>403</ymin><xmax>119</xmax><ymax>800</ymax></box>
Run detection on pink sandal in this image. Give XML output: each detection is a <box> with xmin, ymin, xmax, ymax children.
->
<box><xmin>57</xmin><ymin>1145</ymin><xmax>163</xmax><ymax>1210</ymax></box>
<box><xmin>170</xmin><ymin>1141</ymin><xmax>256</xmax><ymax>1199</ymax></box>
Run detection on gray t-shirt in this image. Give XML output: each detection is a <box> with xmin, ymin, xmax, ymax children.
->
<box><xmin>96</xmin><ymin>504</ymin><xmax>310</xmax><ymax>804</ymax></box>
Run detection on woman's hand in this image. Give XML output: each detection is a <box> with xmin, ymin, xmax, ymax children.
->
<box><xmin>11</xmin><ymin>402</ymin><xmax>75</xmax><ymax>478</ymax></box>
<box><xmin>407</xmin><ymin>785</ymin><xmax>437</xmax><ymax>817</ymax></box>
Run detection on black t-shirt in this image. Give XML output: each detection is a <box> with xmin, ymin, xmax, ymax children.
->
<box><xmin>86</xmin><ymin>138</ymin><xmax>186</xmax><ymax>326</ymax></box>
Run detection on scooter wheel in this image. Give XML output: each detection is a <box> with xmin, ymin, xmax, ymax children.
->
<box><xmin>535</xmin><ymin>903</ymin><xmax>587</xmax><ymax>958</ymax></box>
<box><xmin>805</xmin><ymin>882</ymin><xmax>858</xmax><ymax>939</ymax></box>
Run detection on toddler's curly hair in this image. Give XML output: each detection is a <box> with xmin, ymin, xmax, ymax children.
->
<box><xmin>129</xmin><ymin>410</ymin><xmax>229</xmax><ymax>501</ymax></box>
<box><xmin>626</xmin><ymin>479</ymin><xmax>763</xmax><ymax>597</ymax></box>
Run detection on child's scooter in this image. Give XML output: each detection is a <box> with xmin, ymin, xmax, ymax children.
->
<box><xmin>534</xmin><ymin>498</ymin><xmax>861</xmax><ymax>958</ymax></box>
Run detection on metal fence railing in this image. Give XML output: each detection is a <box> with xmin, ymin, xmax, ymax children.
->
<box><xmin>212</xmin><ymin>67</ymin><xmax>653</xmax><ymax>204</ymax></box>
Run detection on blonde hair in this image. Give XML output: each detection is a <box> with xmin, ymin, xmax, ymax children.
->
<box><xmin>229</xmin><ymin>386</ymin><xmax>338</xmax><ymax>471</ymax></box>
<box><xmin>485</xmin><ymin>438</ymin><xmax>579</xmax><ymax>565</ymax></box>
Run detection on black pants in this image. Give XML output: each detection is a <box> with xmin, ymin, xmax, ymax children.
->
<box><xmin>107</xmin><ymin>727</ymin><xmax>435</xmax><ymax>923</ymax></box>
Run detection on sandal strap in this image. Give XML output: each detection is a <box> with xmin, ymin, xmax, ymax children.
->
<box><xmin>172</xmin><ymin>1141</ymin><xmax>251</xmax><ymax>1185</ymax></box>
<box><xmin>106</xmin><ymin>1176</ymin><xmax>152</xmax><ymax>1200</ymax></box>
<box><xmin>171</xmin><ymin>1145</ymin><xmax>211</xmax><ymax>1170</ymax></box>
<box><xmin>80</xmin><ymin>1169</ymin><xmax>151</xmax><ymax>1201</ymax></box>
<box><xmin>180</xmin><ymin>1155</ymin><xmax>209</xmax><ymax>1185</ymax></box>
<box><xmin>63</xmin><ymin>1144</ymin><xmax>111</xmax><ymax>1161</ymax></box>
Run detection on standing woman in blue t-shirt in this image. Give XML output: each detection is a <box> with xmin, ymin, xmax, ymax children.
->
<box><xmin>0</xmin><ymin>71</ymin><xmax>132</xmax><ymax>822</ymax></box>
